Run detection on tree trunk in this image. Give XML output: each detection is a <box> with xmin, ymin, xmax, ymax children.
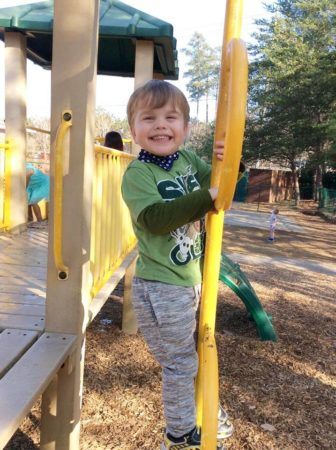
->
<box><xmin>313</xmin><ymin>165</ymin><xmax>323</xmax><ymax>201</ymax></box>
<box><xmin>196</xmin><ymin>100</ymin><xmax>199</xmax><ymax>119</ymax></box>
<box><xmin>290</xmin><ymin>162</ymin><xmax>300</xmax><ymax>205</ymax></box>
<box><xmin>205</xmin><ymin>90</ymin><xmax>209</xmax><ymax>124</ymax></box>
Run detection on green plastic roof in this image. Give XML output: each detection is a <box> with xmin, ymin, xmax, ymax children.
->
<box><xmin>0</xmin><ymin>0</ymin><xmax>179</xmax><ymax>79</ymax></box>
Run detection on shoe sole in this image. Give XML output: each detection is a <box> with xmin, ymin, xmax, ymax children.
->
<box><xmin>160</xmin><ymin>443</ymin><xmax>200</xmax><ymax>450</ymax></box>
<box><xmin>217</xmin><ymin>416</ymin><xmax>234</xmax><ymax>440</ymax></box>
<box><xmin>217</xmin><ymin>423</ymin><xmax>234</xmax><ymax>440</ymax></box>
<box><xmin>161</xmin><ymin>441</ymin><xmax>226</xmax><ymax>449</ymax></box>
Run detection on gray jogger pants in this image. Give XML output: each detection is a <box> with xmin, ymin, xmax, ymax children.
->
<box><xmin>132</xmin><ymin>277</ymin><xmax>200</xmax><ymax>437</ymax></box>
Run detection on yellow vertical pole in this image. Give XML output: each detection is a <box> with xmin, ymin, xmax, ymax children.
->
<box><xmin>94</xmin><ymin>154</ymin><xmax>103</xmax><ymax>288</ymax></box>
<box><xmin>115</xmin><ymin>157</ymin><xmax>122</xmax><ymax>256</ymax></box>
<box><xmin>4</xmin><ymin>140</ymin><xmax>12</xmax><ymax>230</ymax></box>
<box><xmin>195</xmin><ymin>1</ymin><xmax>246</xmax><ymax>449</ymax></box>
<box><xmin>101</xmin><ymin>154</ymin><xmax>108</xmax><ymax>278</ymax></box>
<box><xmin>211</xmin><ymin>0</ymin><xmax>244</xmax><ymax>187</ymax></box>
<box><xmin>90</xmin><ymin>151</ymin><xmax>98</xmax><ymax>293</ymax></box>
<box><xmin>196</xmin><ymin>210</ymin><xmax>224</xmax><ymax>450</ymax></box>
<box><xmin>0</xmin><ymin>140</ymin><xmax>12</xmax><ymax>230</ymax></box>
<box><xmin>105</xmin><ymin>153</ymin><xmax>113</xmax><ymax>273</ymax></box>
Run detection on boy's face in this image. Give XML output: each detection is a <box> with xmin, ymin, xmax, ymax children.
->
<box><xmin>131</xmin><ymin>101</ymin><xmax>189</xmax><ymax>156</ymax></box>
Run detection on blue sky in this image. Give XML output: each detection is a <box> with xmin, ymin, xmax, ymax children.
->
<box><xmin>0</xmin><ymin>0</ymin><xmax>272</xmax><ymax>121</ymax></box>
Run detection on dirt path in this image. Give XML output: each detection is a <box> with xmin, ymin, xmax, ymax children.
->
<box><xmin>224</xmin><ymin>203</ymin><xmax>336</xmax><ymax>264</ymax></box>
<box><xmin>7</xmin><ymin>205</ymin><xmax>336</xmax><ymax>450</ymax></box>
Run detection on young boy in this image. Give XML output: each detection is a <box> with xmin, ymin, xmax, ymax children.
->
<box><xmin>268</xmin><ymin>207</ymin><xmax>279</xmax><ymax>242</ymax></box>
<box><xmin>122</xmin><ymin>80</ymin><xmax>234</xmax><ymax>449</ymax></box>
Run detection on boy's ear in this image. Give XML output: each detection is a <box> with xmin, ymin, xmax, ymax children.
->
<box><xmin>130</xmin><ymin>127</ymin><xmax>137</xmax><ymax>143</ymax></box>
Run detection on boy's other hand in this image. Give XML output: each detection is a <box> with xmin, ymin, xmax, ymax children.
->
<box><xmin>209</xmin><ymin>187</ymin><xmax>218</xmax><ymax>201</ymax></box>
<box><xmin>214</xmin><ymin>140</ymin><xmax>224</xmax><ymax>160</ymax></box>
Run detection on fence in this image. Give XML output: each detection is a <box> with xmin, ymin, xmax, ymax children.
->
<box><xmin>90</xmin><ymin>145</ymin><xmax>136</xmax><ymax>297</ymax></box>
<box><xmin>318</xmin><ymin>188</ymin><xmax>336</xmax><ymax>217</ymax></box>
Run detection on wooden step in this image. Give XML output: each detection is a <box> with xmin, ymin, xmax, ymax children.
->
<box><xmin>0</xmin><ymin>303</ymin><xmax>45</xmax><ymax>317</ymax></box>
<box><xmin>0</xmin><ymin>293</ymin><xmax>45</xmax><ymax>306</ymax></box>
<box><xmin>0</xmin><ymin>313</ymin><xmax>45</xmax><ymax>332</ymax></box>
<box><xmin>0</xmin><ymin>329</ymin><xmax>38</xmax><ymax>378</ymax></box>
<box><xmin>0</xmin><ymin>332</ymin><xmax>77</xmax><ymax>449</ymax></box>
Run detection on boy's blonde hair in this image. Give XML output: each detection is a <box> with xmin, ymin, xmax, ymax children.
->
<box><xmin>127</xmin><ymin>80</ymin><xmax>190</xmax><ymax>128</ymax></box>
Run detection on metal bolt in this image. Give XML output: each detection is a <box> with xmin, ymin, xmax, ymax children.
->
<box><xmin>63</xmin><ymin>112</ymin><xmax>72</xmax><ymax>122</ymax></box>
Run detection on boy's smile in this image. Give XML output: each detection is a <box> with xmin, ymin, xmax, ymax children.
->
<box><xmin>131</xmin><ymin>102</ymin><xmax>189</xmax><ymax>157</ymax></box>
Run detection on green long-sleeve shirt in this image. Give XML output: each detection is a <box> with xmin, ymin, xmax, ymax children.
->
<box><xmin>122</xmin><ymin>149</ymin><xmax>213</xmax><ymax>286</ymax></box>
<box><xmin>137</xmin><ymin>159</ymin><xmax>245</xmax><ymax>235</ymax></box>
<box><xmin>121</xmin><ymin>150</ymin><xmax>245</xmax><ymax>286</ymax></box>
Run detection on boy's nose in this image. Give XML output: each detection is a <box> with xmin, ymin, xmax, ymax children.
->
<box><xmin>154</xmin><ymin>118</ymin><xmax>167</xmax><ymax>129</ymax></box>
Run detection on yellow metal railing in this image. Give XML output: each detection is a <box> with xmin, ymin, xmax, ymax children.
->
<box><xmin>0</xmin><ymin>140</ymin><xmax>12</xmax><ymax>230</ymax></box>
<box><xmin>196</xmin><ymin>1</ymin><xmax>248</xmax><ymax>449</ymax></box>
<box><xmin>90</xmin><ymin>145</ymin><xmax>136</xmax><ymax>297</ymax></box>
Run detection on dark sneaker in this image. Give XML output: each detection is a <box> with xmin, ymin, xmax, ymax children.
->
<box><xmin>217</xmin><ymin>406</ymin><xmax>234</xmax><ymax>440</ymax></box>
<box><xmin>161</xmin><ymin>427</ymin><xmax>201</xmax><ymax>449</ymax></box>
<box><xmin>161</xmin><ymin>424</ymin><xmax>228</xmax><ymax>450</ymax></box>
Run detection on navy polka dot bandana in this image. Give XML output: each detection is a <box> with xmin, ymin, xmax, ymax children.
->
<box><xmin>138</xmin><ymin>149</ymin><xmax>179</xmax><ymax>171</ymax></box>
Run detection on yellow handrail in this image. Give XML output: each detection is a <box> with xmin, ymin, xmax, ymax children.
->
<box><xmin>53</xmin><ymin>110</ymin><xmax>72</xmax><ymax>280</ymax></box>
<box><xmin>195</xmin><ymin>1</ymin><xmax>248</xmax><ymax>449</ymax></box>
<box><xmin>0</xmin><ymin>140</ymin><xmax>11</xmax><ymax>230</ymax></box>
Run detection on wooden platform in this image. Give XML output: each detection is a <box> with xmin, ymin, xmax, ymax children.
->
<box><xmin>0</xmin><ymin>228</ymin><xmax>47</xmax><ymax>333</ymax></box>
<box><xmin>0</xmin><ymin>226</ymin><xmax>137</xmax><ymax>448</ymax></box>
<box><xmin>0</xmin><ymin>228</ymin><xmax>79</xmax><ymax>449</ymax></box>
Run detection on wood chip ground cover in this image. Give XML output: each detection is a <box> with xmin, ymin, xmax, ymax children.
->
<box><xmin>6</xmin><ymin>206</ymin><xmax>336</xmax><ymax>449</ymax></box>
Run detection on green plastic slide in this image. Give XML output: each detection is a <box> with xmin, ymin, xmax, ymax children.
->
<box><xmin>219</xmin><ymin>254</ymin><xmax>277</xmax><ymax>341</ymax></box>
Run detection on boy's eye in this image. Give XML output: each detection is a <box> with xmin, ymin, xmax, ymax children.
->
<box><xmin>167</xmin><ymin>115</ymin><xmax>177</xmax><ymax>120</ymax></box>
<box><xmin>142</xmin><ymin>116</ymin><xmax>153</xmax><ymax>121</ymax></box>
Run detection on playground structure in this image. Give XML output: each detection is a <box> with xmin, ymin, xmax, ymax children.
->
<box><xmin>0</xmin><ymin>0</ymin><xmax>276</xmax><ymax>449</ymax></box>
<box><xmin>0</xmin><ymin>1</ymin><xmax>177</xmax><ymax>448</ymax></box>
<box><xmin>219</xmin><ymin>254</ymin><xmax>276</xmax><ymax>341</ymax></box>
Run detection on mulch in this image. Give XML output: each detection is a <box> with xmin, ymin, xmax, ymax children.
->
<box><xmin>6</xmin><ymin>207</ymin><xmax>336</xmax><ymax>450</ymax></box>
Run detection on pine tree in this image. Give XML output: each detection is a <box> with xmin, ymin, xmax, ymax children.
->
<box><xmin>245</xmin><ymin>0</ymin><xmax>336</xmax><ymax>200</ymax></box>
<box><xmin>183</xmin><ymin>33</ymin><xmax>220</xmax><ymax>123</ymax></box>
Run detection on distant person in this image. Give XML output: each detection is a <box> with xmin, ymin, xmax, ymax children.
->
<box><xmin>26</xmin><ymin>163</ymin><xmax>50</xmax><ymax>225</ymax></box>
<box><xmin>268</xmin><ymin>207</ymin><xmax>279</xmax><ymax>242</ymax></box>
<box><xmin>104</xmin><ymin>131</ymin><xmax>124</xmax><ymax>151</ymax></box>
